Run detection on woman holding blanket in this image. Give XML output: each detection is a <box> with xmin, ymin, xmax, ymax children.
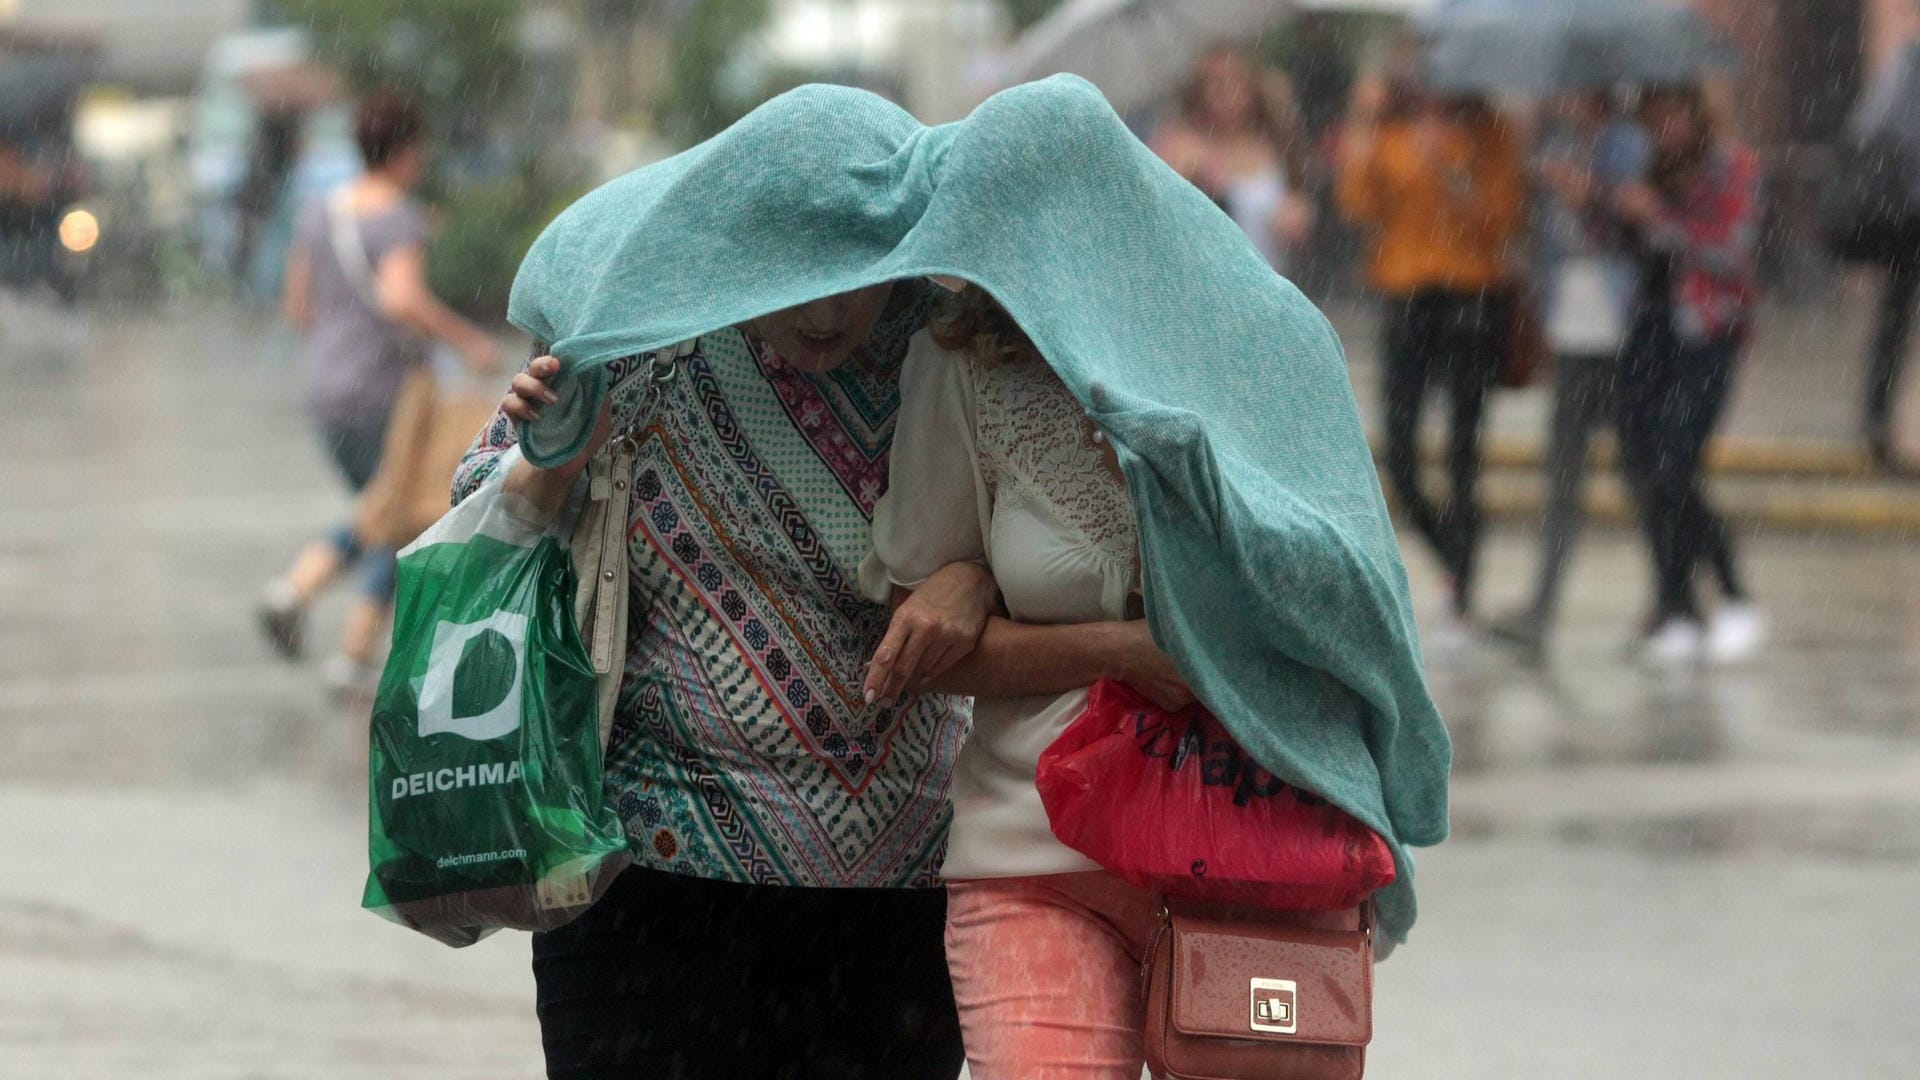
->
<box><xmin>469</xmin><ymin>75</ymin><xmax>1447</xmax><ymax>1079</ymax></box>
<box><xmin>469</xmin><ymin>284</ymin><xmax>988</xmax><ymax>1077</ymax></box>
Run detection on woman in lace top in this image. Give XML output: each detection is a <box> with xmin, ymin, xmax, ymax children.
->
<box><xmin>859</xmin><ymin>285</ymin><xmax>1195</xmax><ymax>1078</ymax></box>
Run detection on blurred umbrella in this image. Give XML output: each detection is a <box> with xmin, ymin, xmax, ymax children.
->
<box><xmin>1007</xmin><ymin>0</ymin><xmax>1432</xmax><ymax>117</ymax></box>
<box><xmin>1417</xmin><ymin>0</ymin><xmax>1739</xmax><ymax>95</ymax></box>
<box><xmin>237</xmin><ymin>63</ymin><xmax>343</xmax><ymax>113</ymax></box>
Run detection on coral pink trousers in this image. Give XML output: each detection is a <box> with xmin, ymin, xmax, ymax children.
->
<box><xmin>944</xmin><ymin>871</ymin><xmax>1162</xmax><ymax>1079</ymax></box>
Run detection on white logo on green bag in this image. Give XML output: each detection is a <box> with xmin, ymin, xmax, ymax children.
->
<box><xmin>417</xmin><ymin>612</ymin><xmax>528</xmax><ymax>741</ymax></box>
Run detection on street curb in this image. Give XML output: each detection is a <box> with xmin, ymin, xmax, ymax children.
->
<box><xmin>1371</xmin><ymin>434</ymin><xmax>1920</xmax><ymax>534</ymax></box>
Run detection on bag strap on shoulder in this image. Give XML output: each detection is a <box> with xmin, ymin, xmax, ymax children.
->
<box><xmin>324</xmin><ymin>188</ymin><xmax>381</xmax><ymax>308</ymax></box>
<box><xmin>568</xmin><ymin>338</ymin><xmax>698</xmax><ymax>749</ymax></box>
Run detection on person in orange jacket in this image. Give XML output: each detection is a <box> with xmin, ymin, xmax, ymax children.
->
<box><xmin>1339</xmin><ymin>77</ymin><xmax>1525</xmax><ymax>622</ymax></box>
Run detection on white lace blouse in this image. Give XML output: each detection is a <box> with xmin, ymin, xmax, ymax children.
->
<box><xmin>860</xmin><ymin>345</ymin><xmax>1140</xmax><ymax>879</ymax></box>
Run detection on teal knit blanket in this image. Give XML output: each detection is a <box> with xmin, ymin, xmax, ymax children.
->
<box><xmin>508</xmin><ymin>76</ymin><xmax>1451</xmax><ymax>944</ymax></box>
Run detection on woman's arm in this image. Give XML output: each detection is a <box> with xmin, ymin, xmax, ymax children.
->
<box><xmin>374</xmin><ymin>243</ymin><xmax>498</xmax><ymax>372</ymax></box>
<box><xmin>861</xmin><ymin>336</ymin><xmax>997</xmax><ymax>700</ymax></box>
<box><xmin>281</xmin><ymin>245</ymin><xmax>312</xmax><ymax>332</ymax></box>
<box><xmin>907</xmin><ymin>604</ymin><xmax>1193</xmax><ymax>712</ymax></box>
<box><xmin>862</xmin><ymin>564</ymin><xmax>999</xmax><ymax>704</ymax></box>
<box><xmin>454</xmin><ymin>354</ymin><xmax>602</xmax><ymax>511</ymax></box>
<box><xmin>1629</xmin><ymin>149</ymin><xmax>1762</xmax><ymax>276</ymax></box>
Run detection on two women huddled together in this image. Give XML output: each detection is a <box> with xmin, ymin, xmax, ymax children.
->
<box><xmin>466</xmin><ymin>77</ymin><xmax>1450</xmax><ymax>1080</ymax></box>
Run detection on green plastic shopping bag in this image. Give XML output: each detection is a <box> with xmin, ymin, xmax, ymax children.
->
<box><xmin>363</xmin><ymin>447</ymin><xmax>630</xmax><ymax>947</ymax></box>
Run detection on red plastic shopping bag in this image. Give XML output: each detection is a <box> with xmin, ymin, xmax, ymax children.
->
<box><xmin>1035</xmin><ymin>680</ymin><xmax>1396</xmax><ymax>909</ymax></box>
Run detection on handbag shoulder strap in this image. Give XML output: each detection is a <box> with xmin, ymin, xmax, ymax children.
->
<box><xmin>567</xmin><ymin>340</ymin><xmax>699</xmax><ymax>749</ymax></box>
<box><xmin>324</xmin><ymin>187</ymin><xmax>380</xmax><ymax>308</ymax></box>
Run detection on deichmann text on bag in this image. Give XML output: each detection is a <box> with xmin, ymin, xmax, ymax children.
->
<box><xmin>390</xmin><ymin>759</ymin><xmax>524</xmax><ymax>801</ymax></box>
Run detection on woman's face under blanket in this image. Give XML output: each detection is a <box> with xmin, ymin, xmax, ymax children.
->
<box><xmin>741</xmin><ymin>282</ymin><xmax>898</xmax><ymax>372</ymax></box>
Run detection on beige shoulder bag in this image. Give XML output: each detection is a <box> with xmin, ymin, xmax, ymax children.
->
<box><xmin>563</xmin><ymin>345</ymin><xmax>693</xmax><ymax>749</ymax></box>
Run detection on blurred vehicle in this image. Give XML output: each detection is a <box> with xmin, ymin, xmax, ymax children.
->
<box><xmin>186</xmin><ymin>27</ymin><xmax>359</xmax><ymax>299</ymax></box>
<box><xmin>0</xmin><ymin>26</ymin><xmax>100</xmax><ymax>301</ymax></box>
<box><xmin>59</xmin><ymin>93</ymin><xmax>200</xmax><ymax>308</ymax></box>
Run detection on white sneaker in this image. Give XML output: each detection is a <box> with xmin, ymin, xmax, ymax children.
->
<box><xmin>1707</xmin><ymin>603</ymin><xmax>1769</xmax><ymax>666</ymax></box>
<box><xmin>1639</xmin><ymin>618</ymin><xmax>1704</xmax><ymax>668</ymax></box>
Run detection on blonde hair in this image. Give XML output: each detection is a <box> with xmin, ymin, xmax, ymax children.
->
<box><xmin>927</xmin><ymin>284</ymin><xmax>1041</xmax><ymax>367</ymax></box>
<box><xmin>1181</xmin><ymin>44</ymin><xmax>1313</xmax><ymax>188</ymax></box>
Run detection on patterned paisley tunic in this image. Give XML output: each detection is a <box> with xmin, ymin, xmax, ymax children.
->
<box><xmin>455</xmin><ymin>283</ymin><xmax>964</xmax><ymax>887</ymax></box>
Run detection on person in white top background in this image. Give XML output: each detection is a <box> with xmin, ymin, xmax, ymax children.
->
<box><xmin>1151</xmin><ymin>44</ymin><xmax>1316</xmax><ymax>276</ymax></box>
<box><xmin>860</xmin><ymin>283</ymin><xmax>1199</xmax><ymax>1079</ymax></box>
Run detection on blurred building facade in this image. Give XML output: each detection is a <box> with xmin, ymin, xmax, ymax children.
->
<box><xmin>1683</xmin><ymin>0</ymin><xmax>1919</xmax><ymax>287</ymax></box>
<box><xmin>1695</xmin><ymin>0</ymin><xmax>1918</xmax><ymax>145</ymax></box>
<box><xmin>0</xmin><ymin>0</ymin><xmax>250</xmax><ymax>93</ymax></box>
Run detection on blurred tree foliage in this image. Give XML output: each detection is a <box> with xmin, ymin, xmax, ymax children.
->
<box><xmin>1257</xmin><ymin>13</ymin><xmax>1398</xmax><ymax>137</ymax></box>
<box><xmin>275</xmin><ymin>0</ymin><xmax>569</xmax><ymax>321</ymax></box>
<box><xmin>654</xmin><ymin>0</ymin><xmax>774</xmax><ymax>144</ymax></box>
<box><xmin>425</xmin><ymin>175</ymin><xmax>584</xmax><ymax>322</ymax></box>
<box><xmin>276</xmin><ymin>0</ymin><xmax>526</xmax><ymax>153</ymax></box>
<box><xmin>999</xmin><ymin>0</ymin><xmax>1069</xmax><ymax>33</ymax></box>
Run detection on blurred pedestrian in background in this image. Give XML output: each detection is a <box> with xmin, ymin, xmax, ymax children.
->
<box><xmin>1338</xmin><ymin>76</ymin><xmax>1525</xmax><ymax>625</ymax></box>
<box><xmin>1613</xmin><ymin>83</ymin><xmax>1767</xmax><ymax>666</ymax></box>
<box><xmin>234</xmin><ymin>107</ymin><xmax>299</xmax><ymax>295</ymax></box>
<box><xmin>1848</xmin><ymin>29</ymin><xmax>1920</xmax><ymax>470</ymax></box>
<box><xmin>1490</xmin><ymin>90</ymin><xmax>1649</xmax><ymax>661</ymax></box>
<box><xmin>0</xmin><ymin>134</ymin><xmax>56</xmax><ymax>288</ymax></box>
<box><xmin>1151</xmin><ymin>45</ymin><xmax>1315</xmax><ymax>274</ymax></box>
<box><xmin>0</xmin><ymin>101</ymin><xmax>80</xmax><ymax>298</ymax></box>
<box><xmin>257</xmin><ymin>89</ymin><xmax>498</xmax><ymax>694</ymax></box>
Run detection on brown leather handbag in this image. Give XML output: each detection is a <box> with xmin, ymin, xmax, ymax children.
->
<box><xmin>1494</xmin><ymin>281</ymin><xmax>1549</xmax><ymax>390</ymax></box>
<box><xmin>1142</xmin><ymin>900</ymin><xmax>1373</xmax><ymax>1080</ymax></box>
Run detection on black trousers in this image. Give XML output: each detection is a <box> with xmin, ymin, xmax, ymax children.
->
<box><xmin>1867</xmin><ymin>241</ymin><xmax>1920</xmax><ymax>456</ymax></box>
<box><xmin>1616</xmin><ymin>316</ymin><xmax>1747</xmax><ymax>622</ymax></box>
<box><xmin>1522</xmin><ymin>352</ymin><xmax>1619</xmax><ymax>629</ymax></box>
<box><xmin>532</xmin><ymin>866</ymin><xmax>964</xmax><ymax>1080</ymax></box>
<box><xmin>1381</xmin><ymin>290</ymin><xmax>1500</xmax><ymax>615</ymax></box>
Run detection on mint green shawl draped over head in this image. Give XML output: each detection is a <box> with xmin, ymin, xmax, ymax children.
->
<box><xmin>508</xmin><ymin>76</ymin><xmax>1451</xmax><ymax>944</ymax></box>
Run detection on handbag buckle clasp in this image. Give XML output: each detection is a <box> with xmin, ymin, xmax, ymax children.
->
<box><xmin>1249</xmin><ymin>978</ymin><xmax>1298</xmax><ymax>1035</ymax></box>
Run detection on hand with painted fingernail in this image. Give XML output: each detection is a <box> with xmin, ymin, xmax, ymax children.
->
<box><xmin>502</xmin><ymin>354</ymin><xmax>565</xmax><ymax>423</ymax></box>
<box><xmin>499</xmin><ymin>355</ymin><xmax>614</xmax><ymax>511</ymax></box>
<box><xmin>864</xmin><ymin>561</ymin><xmax>998</xmax><ymax>706</ymax></box>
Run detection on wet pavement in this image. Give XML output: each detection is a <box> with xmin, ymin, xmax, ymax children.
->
<box><xmin>3</xmin><ymin>297</ymin><xmax>1917</xmax><ymax>1078</ymax></box>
